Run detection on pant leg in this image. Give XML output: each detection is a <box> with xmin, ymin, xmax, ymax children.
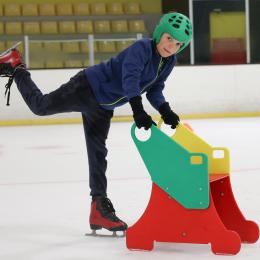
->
<box><xmin>82</xmin><ymin>108</ymin><xmax>113</xmax><ymax>198</ymax></box>
<box><xmin>14</xmin><ymin>69</ymin><xmax>93</xmax><ymax>115</ymax></box>
<box><xmin>15</xmin><ymin>68</ymin><xmax>114</xmax><ymax>197</ymax></box>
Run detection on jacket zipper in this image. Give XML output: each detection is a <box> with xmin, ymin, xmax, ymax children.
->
<box><xmin>100</xmin><ymin>57</ymin><xmax>164</xmax><ymax>106</ymax></box>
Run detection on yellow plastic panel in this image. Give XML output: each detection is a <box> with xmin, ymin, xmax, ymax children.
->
<box><xmin>159</xmin><ymin>121</ymin><xmax>230</xmax><ymax>175</ymax></box>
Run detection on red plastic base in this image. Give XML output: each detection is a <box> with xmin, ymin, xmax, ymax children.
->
<box><xmin>126</xmin><ymin>176</ymin><xmax>259</xmax><ymax>255</ymax></box>
<box><xmin>210</xmin><ymin>176</ymin><xmax>259</xmax><ymax>243</ymax></box>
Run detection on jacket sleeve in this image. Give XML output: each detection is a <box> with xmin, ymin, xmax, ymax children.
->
<box><xmin>146</xmin><ymin>82</ymin><xmax>166</xmax><ymax>110</ymax></box>
<box><xmin>122</xmin><ymin>41</ymin><xmax>150</xmax><ymax>99</ymax></box>
<box><xmin>146</xmin><ymin>58</ymin><xmax>176</xmax><ymax>110</ymax></box>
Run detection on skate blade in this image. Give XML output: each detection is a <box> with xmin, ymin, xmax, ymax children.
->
<box><xmin>0</xmin><ymin>42</ymin><xmax>22</xmax><ymax>56</ymax></box>
<box><xmin>85</xmin><ymin>229</ymin><xmax>126</xmax><ymax>238</ymax></box>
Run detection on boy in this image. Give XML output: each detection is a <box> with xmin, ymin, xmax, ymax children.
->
<box><xmin>0</xmin><ymin>12</ymin><xmax>192</xmax><ymax>234</ymax></box>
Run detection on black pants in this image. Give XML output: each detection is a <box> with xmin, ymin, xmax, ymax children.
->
<box><xmin>14</xmin><ymin>69</ymin><xmax>113</xmax><ymax>197</ymax></box>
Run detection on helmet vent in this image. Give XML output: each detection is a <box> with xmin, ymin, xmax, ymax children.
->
<box><xmin>154</xmin><ymin>12</ymin><xmax>192</xmax><ymax>51</ymax></box>
<box><xmin>172</xmin><ymin>23</ymin><xmax>180</xmax><ymax>29</ymax></box>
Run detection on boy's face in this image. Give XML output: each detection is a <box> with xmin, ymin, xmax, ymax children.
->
<box><xmin>156</xmin><ymin>33</ymin><xmax>183</xmax><ymax>57</ymax></box>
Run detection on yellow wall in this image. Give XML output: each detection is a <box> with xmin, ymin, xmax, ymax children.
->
<box><xmin>210</xmin><ymin>11</ymin><xmax>246</xmax><ymax>47</ymax></box>
<box><xmin>0</xmin><ymin>0</ymin><xmax>162</xmax><ymax>13</ymax></box>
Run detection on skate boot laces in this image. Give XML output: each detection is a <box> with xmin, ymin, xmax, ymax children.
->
<box><xmin>0</xmin><ymin>63</ymin><xmax>24</xmax><ymax>106</ymax></box>
<box><xmin>98</xmin><ymin>197</ymin><xmax>121</xmax><ymax>222</ymax></box>
<box><xmin>0</xmin><ymin>64</ymin><xmax>14</xmax><ymax>106</ymax></box>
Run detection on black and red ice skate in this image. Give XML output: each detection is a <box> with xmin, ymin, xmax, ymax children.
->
<box><xmin>88</xmin><ymin>197</ymin><xmax>127</xmax><ymax>237</ymax></box>
<box><xmin>0</xmin><ymin>42</ymin><xmax>25</xmax><ymax>105</ymax></box>
<box><xmin>0</xmin><ymin>42</ymin><xmax>24</xmax><ymax>76</ymax></box>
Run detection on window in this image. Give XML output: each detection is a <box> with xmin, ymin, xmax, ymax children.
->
<box><xmin>192</xmin><ymin>0</ymin><xmax>246</xmax><ymax>64</ymax></box>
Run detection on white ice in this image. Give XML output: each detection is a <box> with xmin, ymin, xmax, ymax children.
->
<box><xmin>0</xmin><ymin>117</ymin><xmax>260</xmax><ymax>260</ymax></box>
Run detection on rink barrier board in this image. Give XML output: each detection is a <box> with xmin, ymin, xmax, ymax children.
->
<box><xmin>1</xmin><ymin>112</ymin><xmax>260</xmax><ymax>126</ymax></box>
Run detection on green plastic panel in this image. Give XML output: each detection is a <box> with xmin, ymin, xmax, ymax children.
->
<box><xmin>131</xmin><ymin>124</ymin><xmax>210</xmax><ymax>209</ymax></box>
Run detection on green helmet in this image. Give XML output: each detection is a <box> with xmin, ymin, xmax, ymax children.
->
<box><xmin>153</xmin><ymin>12</ymin><xmax>193</xmax><ymax>54</ymax></box>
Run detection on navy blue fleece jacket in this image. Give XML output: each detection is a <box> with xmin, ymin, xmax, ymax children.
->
<box><xmin>84</xmin><ymin>38</ymin><xmax>176</xmax><ymax>110</ymax></box>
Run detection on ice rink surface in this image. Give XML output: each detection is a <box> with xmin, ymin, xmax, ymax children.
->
<box><xmin>0</xmin><ymin>117</ymin><xmax>260</xmax><ymax>260</ymax></box>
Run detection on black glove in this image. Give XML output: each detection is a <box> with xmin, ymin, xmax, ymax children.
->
<box><xmin>129</xmin><ymin>96</ymin><xmax>156</xmax><ymax>130</ymax></box>
<box><xmin>159</xmin><ymin>102</ymin><xmax>180</xmax><ymax>129</ymax></box>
